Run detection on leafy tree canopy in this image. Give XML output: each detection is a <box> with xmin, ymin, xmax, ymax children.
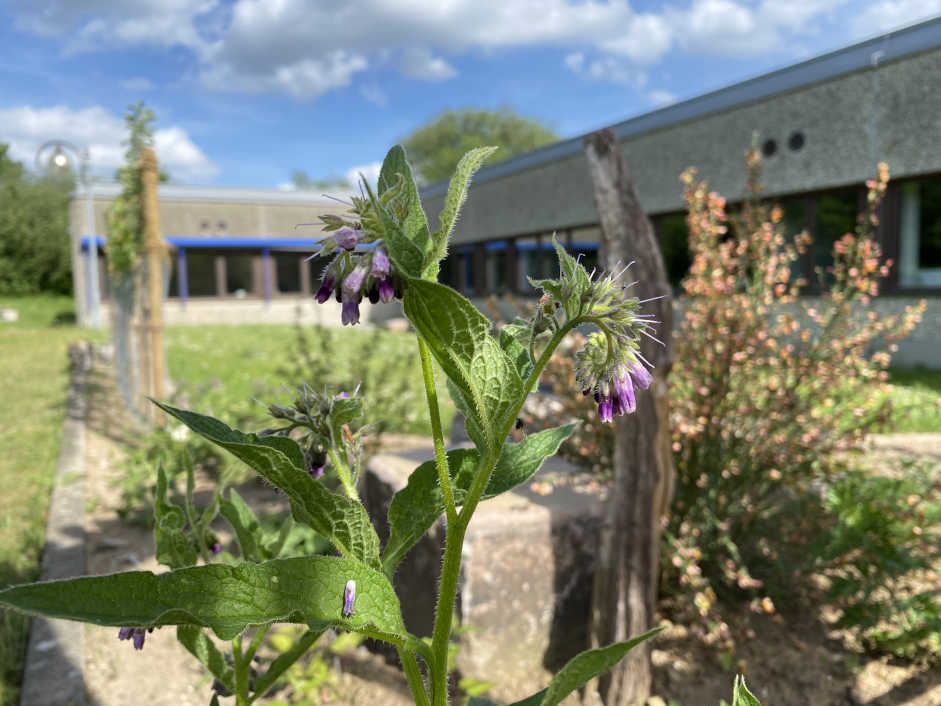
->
<box><xmin>0</xmin><ymin>144</ymin><xmax>73</xmax><ymax>295</ymax></box>
<box><xmin>402</xmin><ymin>107</ymin><xmax>558</xmax><ymax>185</ymax></box>
<box><xmin>290</xmin><ymin>170</ymin><xmax>351</xmax><ymax>191</ymax></box>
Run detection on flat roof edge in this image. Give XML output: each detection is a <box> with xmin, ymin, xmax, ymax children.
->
<box><xmin>420</xmin><ymin>15</ymin><xmax>941</xmax><ymax>198</ymax></box>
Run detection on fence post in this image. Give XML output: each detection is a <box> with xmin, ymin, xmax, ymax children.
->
<box><xmin>140</xmin><ymin>147</ymin><xmax>166</xmax><ymax>423</ymax></box>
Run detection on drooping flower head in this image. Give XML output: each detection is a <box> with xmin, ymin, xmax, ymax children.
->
<box><xmin>529</xmin><ymin>237</ymin><xmax>660</xmax><ymax>422</ymax></box>
<box><xmin>117</xmin><ymin>626</ymin><xmax>150</xmax><ymax>650</ymax></box>
<box><xmin>334</xmin><ymin>227</ymin><xmax>362</xmax><ymax>251</ymax></box>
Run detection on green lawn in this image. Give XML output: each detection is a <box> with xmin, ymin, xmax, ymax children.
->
<box><xmin>0</xmin><ymin>295</ymin><xmax>103</xmax><ymax>706</ymax></box>
<box><xmin>885</xmin><ymin>367</ymin><xmax>941</xmax><ymax>433</ymax></box>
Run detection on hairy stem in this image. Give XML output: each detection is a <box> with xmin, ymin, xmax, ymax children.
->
<box><xmin>418</xmin><ymin>337</ymin><xmax>458</xmax><ymax>524</ymax></box>
<box><xmin>399</xmin><ymin>647</ymin><xmax>431</xmax><ymax>706</ymax></box>
<box><xmin>327</xmin><ymin>446</ymin><xmax>358</xmax><ymax>501</ymax></box>
<box><xmin>428</xmin><ymin>322</ymin><xmax>574</xmax><ymax>704</ymax></box>
<box><xmin>233</xmin><ymin>635</ymin><xmax>248</xmax><ymax>706</ymax></box>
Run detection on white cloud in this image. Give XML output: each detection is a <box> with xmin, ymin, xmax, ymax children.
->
<box><xmin>849</xmin><ymin>1</ymin><xmax>941</xmax><ymax>38</ymax></box>
<box><xmin>398</xmin><ymin>47</ymin><xmax>457</xmax><ymax>80</ymax></box>
<box><xmin>564</xmin><ymin>51</ymin><xmax>647</xmax><ymax>87</ymax></box>
<box><xmin>648</xmin><ymin>89</ymin><xmax>677</xmax><ymax>106</ymax></box>
<box><xmin>0</xmin><ymin>104</ymin><xmax>218</xmax><ymax>182</ymax></box>
<box><xmin>120</xmin><ymin>77</ymin><xmax>155</xmax><ymax>91</ymax></box>
<box><xmin>7</xmin><ymin>0</ymin><xmax>939</xmax><ymax>102</ymax></box>
<box><xmin>359</xmin><ymin>82</ymin><xmax>388</xmax><ymax>107</ymax></box>
<box><xmin>345</xmin><ymin>161</ymin><xmax>382</xmax><ymax>190</ymax></box>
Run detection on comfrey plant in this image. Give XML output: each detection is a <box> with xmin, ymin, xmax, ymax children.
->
<box><xmin>0</xmin><ymin>146</ymin><xmax>757</xmax><ymax>706</ymax></box>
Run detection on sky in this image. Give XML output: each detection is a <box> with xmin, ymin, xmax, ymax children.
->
<box><xmin>1</xmin><ymin>0</ymin><xmax>939</xmax><ymax>189</ymax></box>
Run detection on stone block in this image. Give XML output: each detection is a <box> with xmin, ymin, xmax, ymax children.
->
<box><xmin>364</xmin><ymin>445</ymin><xmax>604</xmax><ymax>703</ymax></box>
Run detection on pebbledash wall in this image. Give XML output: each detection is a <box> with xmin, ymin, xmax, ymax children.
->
<box><xmin>416</xmin><ymin>16</ymin><xmax>941</xmax><ymax>368</ymax></box>
<box><xmin>70</xmin><ymin>17</ymin><xmax>940</xmax><ymax>366</ymax></box>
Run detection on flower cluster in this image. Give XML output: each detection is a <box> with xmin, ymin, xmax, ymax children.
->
<box><xmin>117</xmin><ymin>626</ymin><xmax>152</xmax><ymax>650</ymax></box>
<box><xmin>307</xmin><ymin>172</ymin><xmax>413</xmax><ymax>325</ymax></box>
<box><xmin>265</xmin><ymin>384</ymin><xmax>368</xmax><ymax>492</ymax></box>
<box><xmin>527</xmin><ymin>239</ymin><xmax>660</xmax><ymax>423</ymax></box>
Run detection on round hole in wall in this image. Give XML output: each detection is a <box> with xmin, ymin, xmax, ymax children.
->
<box><xmin>761</xmin><ymin>138</ymin><xmax>777</xmax><ymax>158</ymax></box>
<box><xmin>199</xmin><ymin>220</ymin><xmax>210</xmax><ymax>231</ymax></box>
<box><xmin>788</xmin><ymin>131</ymin><xmax>805</xmax><ymax>151</ymax></box>
<box><xmin>217</xmin><ymin>220</ymin><xmax>227</xmax><ymax>231</ymax></box>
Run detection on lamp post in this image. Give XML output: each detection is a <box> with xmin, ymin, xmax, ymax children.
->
<box><xmin>35</xmin><ymin>140</ymin><xmax>101</xmax><ymax>328</ymax></box>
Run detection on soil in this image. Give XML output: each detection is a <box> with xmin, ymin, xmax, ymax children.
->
<box><xmin>78</xmin><ymin>357</ymin><xmax>941</xmax><ymax>705</ymax></box>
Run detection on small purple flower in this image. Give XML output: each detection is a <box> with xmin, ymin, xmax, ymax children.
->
<box><xmin>341</xmin><ymin>297</ymin><xmax>360</xmax><ymax>325</ymax></box>
<box><xmin>343</xmin><ymin>264</ymin><xmax>367</xmax><ymax>297</ymax></box>
<box><xmin>371</xmin><ymin>246</ymin><xmax>390</xmax><ymax>277</ymax></box>
<box><xmin>315</xmin><ymin>274</ymin><xmax>337</xmax><ymax>304</ymax></box>
<box><xmin>117</xmin><ymin>627</ymin><xmax>148</xmax><ymax>650</ymax></box>
<box><xmin>334</xmin><ymin>227</ymin><xmax>361</xmax><ymax>251</ymax></box>
<box><xmin>628</xmin><ymin>361</ymin><xmax>653</xmax><ymax>390</ymax></box>
<box><xmin>211</xmin><ymin>542</ymin><xmax>222</xmax><ymax>555</ymax></box>
<box><xmin>342</xmin><ymin>579</ymin><xmax>356</xmax><ymax>618</ymax></box>
<box><xmin>309</xmin><ymin>464</ymin><xmax>324</xmax><ymax>479</ymax></box>
<box><xmin>378</xmin><ymin>277</ymin><xmax>395</xmax><ymax>302</ymax></box>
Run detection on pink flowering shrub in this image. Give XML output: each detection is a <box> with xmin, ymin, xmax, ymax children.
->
<box><xmin>535</xmin><ymin>150</ymin><xmax>925</xmax><ymax>650</ymax></box>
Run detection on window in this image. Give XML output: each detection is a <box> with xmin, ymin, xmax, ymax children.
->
<box><xmin>485</xmin><ymin>241</ymin><xmax>507</xmax><ymax>293</ymax></box>
<box><xmin>814</xmin><ymin>188</ymin><xmax>857</xmax><ymax>276</ymax></box>
<box><xmin>275</xmin><ymin>252</ymin><xmax>301</xmax><ymax>293</ymax></box>
<box><xmin>658</xmin><ymin>213</ymin><xmax>692</xmax><ymax>289</ymax></box>
<box><xmin>226</xmin><ymin>254</ymin><xmax>253</xmax><ymax>296</ymax></box>
<box><xmin>516</xmin><ymin>236</ymin><xmax>541</xmax><ymax>293</ymax></box>
<box><xmin>187</xmin><ymin>252</ymin><xmax>217</xmax><ymax>296</ymax></box>
<box><xmin>899</xmin><ymin>176</ymin><xmax>941</xmax><ymax>287</ymax></box>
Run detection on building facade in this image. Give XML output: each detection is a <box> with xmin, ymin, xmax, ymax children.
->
<box><xmin>419</xmin><ymin>16</ymin><xmax>941</xmax><ymax>367</ymax></box>
<box><xmin>70</xmin><ymin>184</ymin><xmax>355</xmax><ymax>326</ymax></box>
<box><xmin>70</xmin><ymin>18</ymin><xmax>940</xmax><ymax>364</ymax></box>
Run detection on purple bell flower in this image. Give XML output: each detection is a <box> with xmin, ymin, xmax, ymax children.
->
<box><xmin>315</xmin><ymin>274</ymin><xmax>337</xmax><ymax>304</ymax></box>
<box><xmin>309</xmin><ymin>464</ymin><xmax>325</xmax><ymax>479</ymax></box>
<box><xmin>628</xmin><ymin>361</ymin><xmax>653</xmax><ymax>390</ymax></box>
<box><xmin>117</xmin><ymin>627</ymin><xmax>148</xmax><ymax>650</ymax></box>
<box><xmin>367</xmin><ymin>285</ymin><xmax>380</xmax><ymax>304</ymax></box>
<box><xmin>334</xmin><ymin>227</ymin><xmax>361</xmax><ymax>251</ymax></box>
<box><xmin>371</xmin><ymin>246</ymin><xmax>391</xmax><ymax>277</ymax></box>
<box><xmin>341</xmin><ymin>298</ymin><xmax>360</xmax><ymax>325</ymax></box>
<box><xmin>211</xmin><ymin>542</ymin><xmax>222</xmax><ymax>555</ymax></box>
<box><xmin>342</xmin><ymin>579</ymin><xmax>357</xmax><ymax>618</ymax></box>
<box><xmin>378</xmin><ymin>278</ymin><xmax>395</xmax><ymax>302</ymax></box>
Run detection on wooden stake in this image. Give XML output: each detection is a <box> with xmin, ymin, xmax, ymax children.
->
<box><xmin>583</xmin><ymin>128</ymin><xmax>674</xmax><ymax>706</ymax></box>
<box><xmin>140</xmin><ymin>147</ymin><xmax>166</xmax><ymax>422</ymax></box>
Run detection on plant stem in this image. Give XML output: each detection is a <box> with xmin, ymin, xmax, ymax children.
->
<box><xmin>328</xmin><ymin>446</ymin><xmax>358</xmax><ymax>501</ymax></box>
<box><xmin>427</xmin><ymin>322</ymin><xmax>574</xmax><ymax>705</ymax></box>
<box><xmin>429</xmin><ymin>518</ymin><xmax>467</xmax><ymax>705</ymax></box>
<box><xmin>244</xmin><ymin>624</ymin><xmax>270</xmax><ymax>664</ymax></box>
<box><xmin>233</xmin><ymin>635</ymin><xmax>249</xmax><ymax>706</ymax></box>
<box><xmin>417</xmin><ymin>337</ymin><xmax>458</xmax><ymax>525</ymax></box>
<box><xmin>399</xmin><ymin>647</ymin><xmax>431</xmax><ymax>706</ymax></box>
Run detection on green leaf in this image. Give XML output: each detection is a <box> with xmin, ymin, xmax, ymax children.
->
<box><xmin>511</xmin><ymin>627</ymin><xmax>663</xmax><ymax>706</ymax></box>
<box><xmin>0</xmin><ymin>556</ymin><xmax>405</xmax><ymax>642</ymax></box>
<box><xmin>176</xmin><ymin>625</ymin><xmax>235</xmax><ymax>692</ymax></box>
<box><xmin>152</xmin><ymin>402</ymin><xmax>381</xmax><ymax>571</ymax></box>
<box><xmin>499</xmin><ymin>326</ymin><xmax>533</xmax><ymax>380</ymax></box>
<box><xmin>376</xmin><ymin>145</ymin><xmax>432</xmax><ymax>278</ymax></box>
<box><xmin>551</xmin><ymin>235</ymin><xmax>591</xmax><ymax>320</ymax></box>
<box><xmin>403</xmin><ymin>279</ymin><xmax>523</xmax><ymax>450</ymax></box>
<box><xmin>434</xmin><ymin>146</ymin><xmax>498</xmax><ymax>260</ymax></box>
<box><xmin>381</xmin><ymin>425</ymin><xmax>575</xmax><ymax>574</ymax></box>
<box><xmin>219</xmin><ymin>488</ymin><xmax>263</xmax><ymax>562</ymax></box>
<box><xmin>732</xmin><ymin>675</ymin><xmax>762</xmax><ymax>706</ymax></box>
<box><xmin>264</xmin><ymin>514</ymin><xmax>295</xmax><ymax>559</ymax></box>
<box><xmin>154</xmin><ymin>465</ymin><xmax>198</xmax><ymax>569</ymax></box>
<box><xmin>447</xmin><ymin>378</ymin><xmax>486</xmax><ymax>451</ymax></box>
<box><xmin>253</xmin><ymin>628</ymin><xmax>324</xmax><ymax>699</ymax></box>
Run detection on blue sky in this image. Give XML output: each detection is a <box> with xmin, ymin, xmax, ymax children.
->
<box><xmin>1</xmin><ymin>0</ymin><xmax>939</xmax><ymax>188</ymax></box>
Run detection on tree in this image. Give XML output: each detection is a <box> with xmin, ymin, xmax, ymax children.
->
<box><xmin>402</xmin><ymin>107</ymin><xmax>558</xmax><ymax>185</ymax></box>
<box><xmin>583</xmin><ymin>128</ymin><xmax>674</xmax><ymax>706</ymax></box>
<box><xmin>0</xmin><ymin>144</ymin><xmax>73</xmax><ymax>295</ymax></box>
<box><xmin>289</xmin><ymin>170</ymin><xmax>351</xmax><ymax>191</ymax></box>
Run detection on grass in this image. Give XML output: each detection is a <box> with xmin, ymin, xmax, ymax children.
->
<box><xmin>0</xmin><ymin>295</ymin><xmax>103</xmax><ymax>706</ymax></box>
<box><xmin>164</xmin><ymin>322</ymin><xmax>452</xmax><ymax>435</ymax></box>
<box><xmin>885</xmin><ymin>367</ymin><xmax>941</xmax><ymax>433</ymax></box>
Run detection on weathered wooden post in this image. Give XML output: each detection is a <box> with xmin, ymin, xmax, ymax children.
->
<box><xmin>584</xmin><ymin>128</ymin><xmax>674</xmax><ymax>706</ymax></box>
<box><xmin>140</xmin><ymin>147</ymin><xmax>166</xmax><ymax>422</ymax></box>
